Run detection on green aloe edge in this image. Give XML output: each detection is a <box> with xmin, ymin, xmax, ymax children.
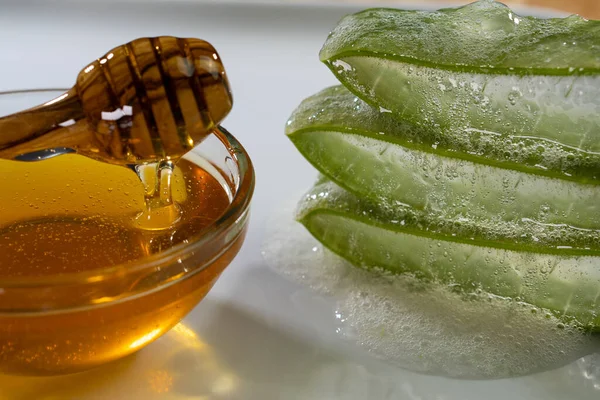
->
<box><xmin>298</xmin><ymin>179</ymin><xmax>600</xmax><ymax>331</ymax></box>
<box><xmin>286</xmin><ymin>0</ymin><xmax>600</xmax><ymax>332</ymax></box>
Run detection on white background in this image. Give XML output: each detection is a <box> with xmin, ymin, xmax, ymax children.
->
<box><xmin>0</xmin><ymin>1</ymin><xmax>595</xmax><ymax>399</ymax></box>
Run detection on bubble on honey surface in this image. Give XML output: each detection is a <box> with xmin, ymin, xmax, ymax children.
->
<box><xmin>0</xmin><ymin>216</ymin><xmax>150</xmax><ymax>276</ymax></box>
<box><xmin>261</xmin><ymin>199</ymin><xmax>600</xmax><ymax>379</ymax></box>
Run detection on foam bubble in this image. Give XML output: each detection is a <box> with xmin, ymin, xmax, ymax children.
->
<box><xmin>262</xmin><ymin>200</ymin><xmax>600</xmax><ymax>379</ymax></box>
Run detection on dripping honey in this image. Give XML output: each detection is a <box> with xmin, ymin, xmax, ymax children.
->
<box><xmin>0</xmin><ymin>151</ymin><xmax>242</xmax><ymax>375</ymax></box>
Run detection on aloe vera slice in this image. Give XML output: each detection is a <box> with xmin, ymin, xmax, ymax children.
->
<box><xmin>319</xmin><ymin>1</ymin><xmax>600</xmax><ymax>163</ymax></box>
<box><xmin>285</xmin><ymin>81</ymin><xmax>600</xmax><ymax>183</ymax></box>
<box><xmin>287</xmin><ymin>86</ymin><xmax>600</xmax><ymax>228</ymax></box>
<box><xmin>298</xmin><ymin>179</ymin><xmax>600</xmax><ymax>331</ymax></box>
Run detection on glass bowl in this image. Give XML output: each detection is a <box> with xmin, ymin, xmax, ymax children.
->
<box><xmin>0</xmin><ymin>89</ymin><xmax>255</xmax><ymax>376</ymax></box>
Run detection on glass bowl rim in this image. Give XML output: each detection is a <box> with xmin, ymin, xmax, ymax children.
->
<box><xmin>0</xmin><ymin>89</ymin><xmax>255</xmax><ymax>289</ymax></box>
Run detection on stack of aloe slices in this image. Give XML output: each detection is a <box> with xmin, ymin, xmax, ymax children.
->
<box><xmin>286</xmin><ymin>1</ymin><xmax>600</xmax><ymax>332</ymax></box>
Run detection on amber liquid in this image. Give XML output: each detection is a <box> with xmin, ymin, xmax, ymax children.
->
<box><xmin>0</xmin><ymin>155</ymin><xmax>229</xmax><ymax>276</ymax></box>
<box><xmin>0</xmin><ymin>154</ymin><xmax>241</xmax><ymax>375</ymax></box>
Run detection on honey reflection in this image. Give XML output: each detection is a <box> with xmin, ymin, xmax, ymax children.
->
<box><xmin>172</xmin><ymin>323</ymin><xmax>203</xmax><ymax>348</ymax></box>
<box><xmin>0</xmin><ymin>322</ymin><xmax>238</xmax><ymax>400</ymax></box>
<box><xmin>129</xmin><ymin>328</ymin><xmax>162</xmax><ymax>350</ymax></box>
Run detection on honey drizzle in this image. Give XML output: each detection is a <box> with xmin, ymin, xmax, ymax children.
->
<box><xmin>134</xmin><ymin>159</ymin><xmax>183</xmax><ymax>230</ymax></box>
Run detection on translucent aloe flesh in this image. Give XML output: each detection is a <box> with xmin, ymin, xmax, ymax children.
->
<box><xmin>286</xmin><ymin>86</ymin><xmax>600</xmax><ymax>228</ymax></box>
<box><xmin>286</xmin><ymin>83</ymin><xmax>600</xmax><ymax>184</ymax></box>
<box><xmin>298</xmin><ymin>179</ymin><xmax>600</xmax><ymax>331</ymax></box>
<box><xmin>319</xmin><ymin>1</ymin><xmax>600</xmax><ymax>168</ymax></box>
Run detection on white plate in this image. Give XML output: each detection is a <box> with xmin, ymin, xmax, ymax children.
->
<box><xmin>0</xmin><ymin>1</ymin><xmax>597</xmax><ymax>399</ymax></box>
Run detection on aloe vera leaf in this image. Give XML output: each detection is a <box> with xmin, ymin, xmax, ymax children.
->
<box><xmin>319</xmin><ymin>1</ymin><xmax>600</xmax><ymax>155</ymax></box>
<box><xmin>302</xmin><ymin>175</ymin><xmax>600</xmax><ymax>255</ymax></box>
<box><xmin>286</xmin><ymin>83</ymin><xmax>600</xmax><ymax>184</ymax></box>
<box><xmin>286</xmin><ymin>87</ymin><xmax>600</xmax><ymax>228</ymax></box>
<box><xmin>297</xmin><ymin>179</ymin><xmax>600</xmax><ymax>331</ymax></box>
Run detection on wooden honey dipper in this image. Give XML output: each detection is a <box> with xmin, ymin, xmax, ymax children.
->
<box><xmin>0</xmin><ymin>36</ymin><xmax>232</xmax><ymax>164</ymax></box>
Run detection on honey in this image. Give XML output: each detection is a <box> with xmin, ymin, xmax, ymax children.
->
<box><xmin>0</xmin><ymin>148</ymin><xmax>246</xmax><ymax>375</ymax></box>
<box><xmin>0</xmin><ymin>154</ymin><xmax>227</xmax><ymax>275</ymax></box>
<box><xmin>0</xmin><ymin>37</ymin><xmax>248</xmax><ymax>376</ymax></box>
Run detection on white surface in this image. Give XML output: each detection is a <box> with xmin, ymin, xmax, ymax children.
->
<box><xmin>0</xmin><ymin>1</ymin><xmax>595</xmax><ymax>399</ymax></box>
